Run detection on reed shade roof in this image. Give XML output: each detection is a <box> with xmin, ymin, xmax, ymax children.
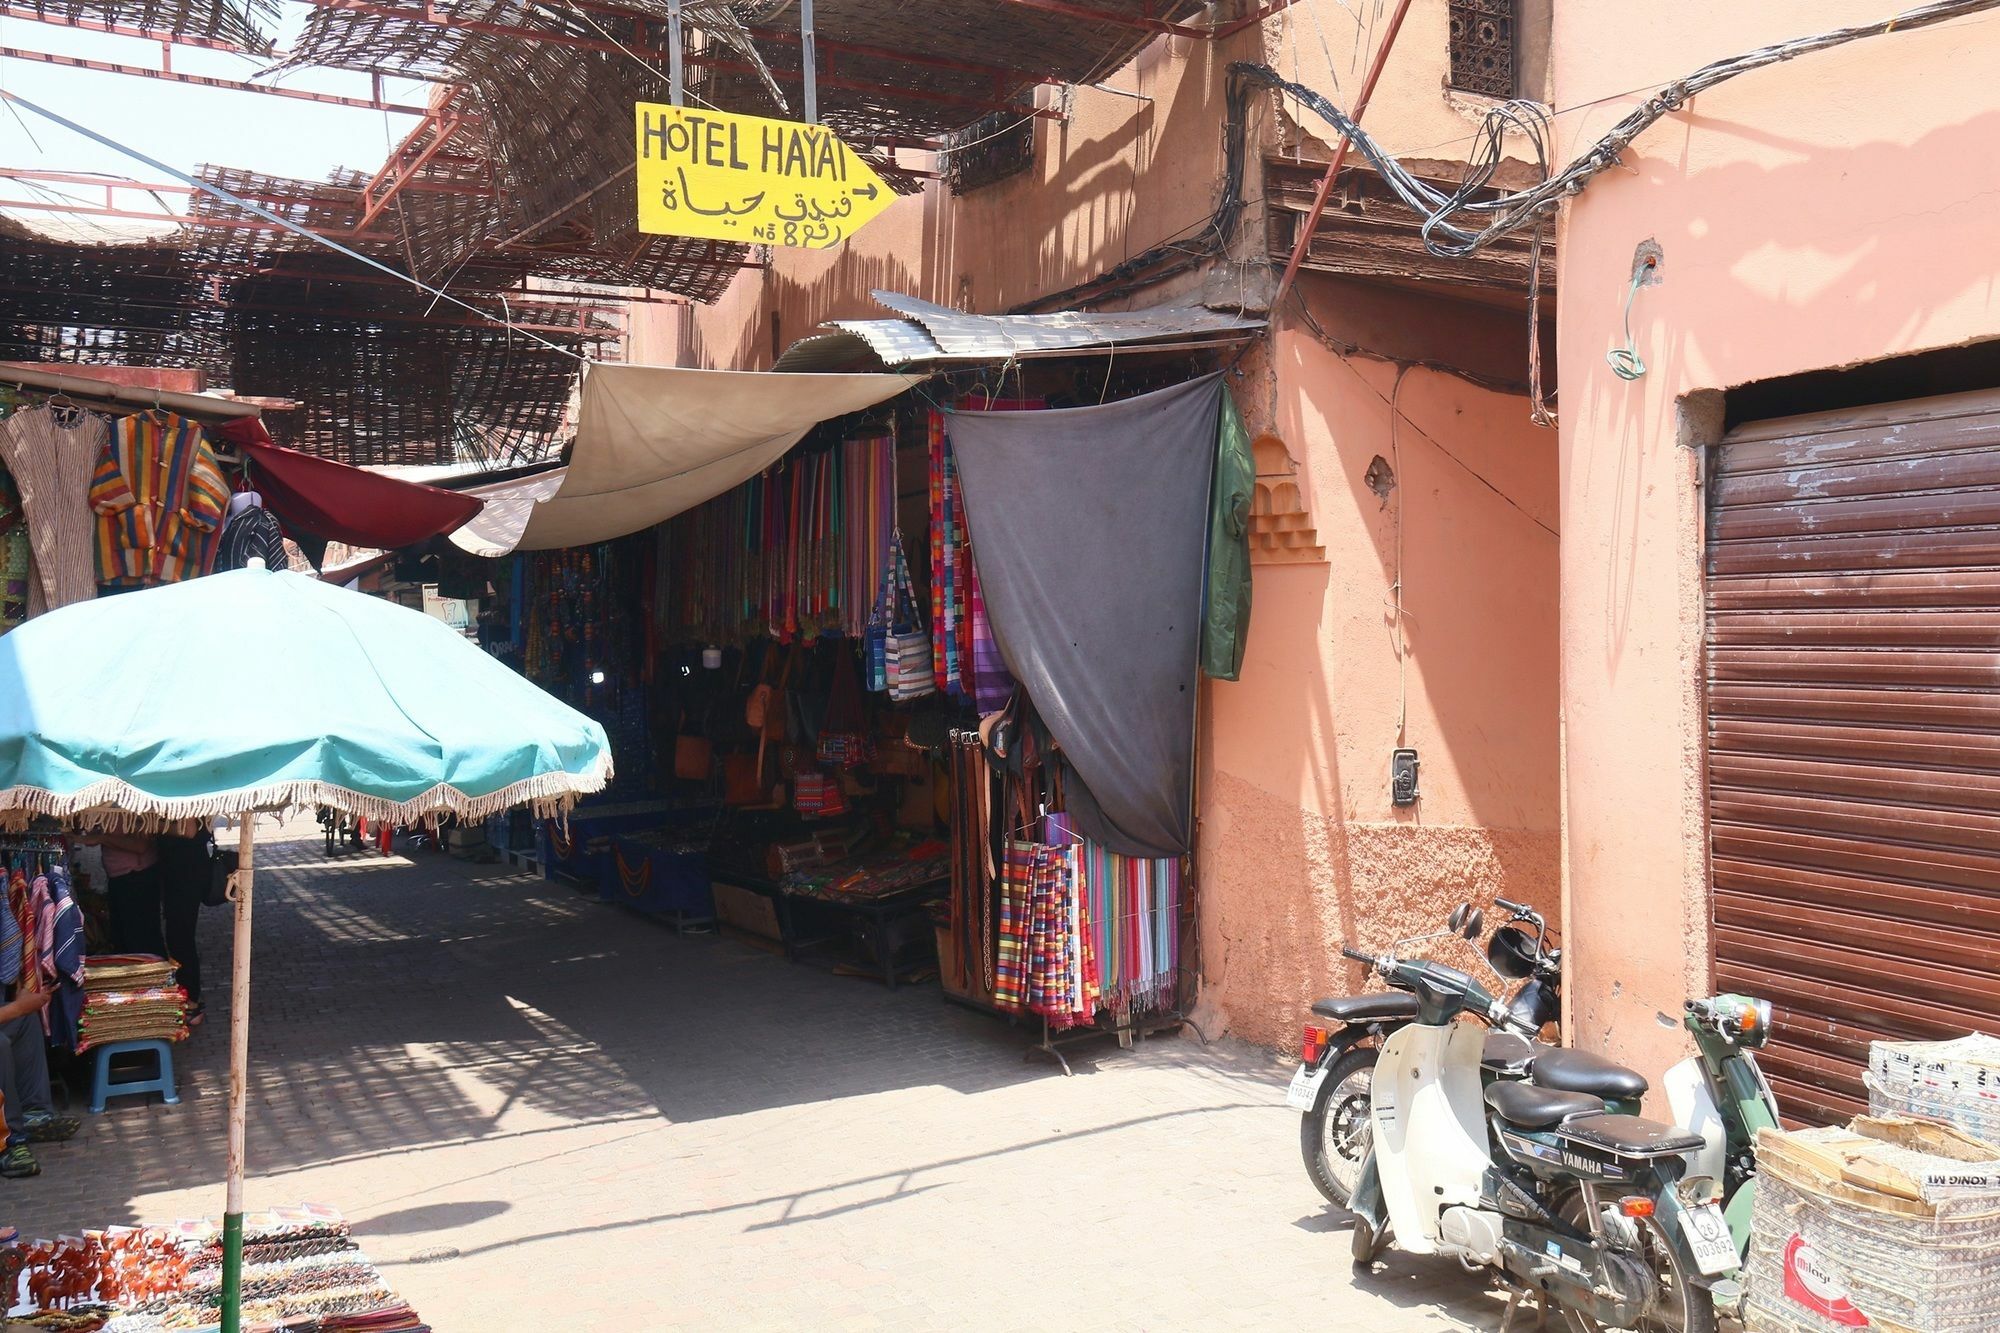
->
<box><xmin>702</xmin><ymin>0</ymin><xmax>1210</xmax><ymax>139</ymax></box>
<box><xmin>0</xmin><ymin>0</ymin><xmax>1208</xmax><ymax>465</ymax></box>
<box><xmin>0</xmin><ymin>222</ymin><xmax>611</xmax><ymax>467</ymax></box>
<box><xmin>17</xmin><ymin>0</ymin><xmax>280</xmax><ymax>52</ymax></box>
<box><xmin>280</xmin><ymin>0</ymin><xmax>1212</xmax><ymax>242</ymax></box>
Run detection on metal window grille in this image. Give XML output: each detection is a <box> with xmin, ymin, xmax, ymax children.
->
<box><xmin>1447</xmin><ymin>0</ymin><xmax>1516</xmax><ymax>98</ymax></box>
<box><xmin>941</xmin><ymin>112</ymin><xmax>1037</xmax><ymax>196</ymax></box>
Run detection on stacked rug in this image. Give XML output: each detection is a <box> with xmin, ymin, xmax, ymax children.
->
<box><xmin>76</xmin><ymin>955</ymin><xmax>188</xmax><ymax>1052</ymax></box>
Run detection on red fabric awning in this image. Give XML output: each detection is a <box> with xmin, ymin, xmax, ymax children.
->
<box><xmin>218</xmin><ymin>420</ymin><xmax>483</xmax><ymax>550</ymax></box>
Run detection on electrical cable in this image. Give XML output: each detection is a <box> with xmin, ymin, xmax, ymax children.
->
<box><xmin>0</xmin><ymin>88</ymin><xmax>593</xmax><ymax>363</ymax></box>
<box><xmin>1021</xmin><ymin>0</ymin><xmax>1996</xmax><ymax>323</ymax></box>
<box><xmin>1230</xmin><ymin>0</ymin><xmax>2000</xmax><ymax>263</ymax></box>
<box><xmin>1607</xmin><ymin>262</ymin><xmax>1652</xmax><ymax>381</ymax></box>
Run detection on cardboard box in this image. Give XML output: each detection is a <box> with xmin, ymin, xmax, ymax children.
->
<box><xmin>713</xmin><ymin>880</ymin><xmax>784</xmax><ymax>952</ymax></box>
<box><xmin>1745</xmin><ymin>1116</ymin><xmax>2000</xmax><ymax>1332</ymax></box>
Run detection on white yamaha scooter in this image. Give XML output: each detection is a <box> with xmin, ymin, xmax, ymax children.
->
<box><xmin>1339</xmin><ymin>941</ymin><xmax>1734</xmax><ymax>1332</ymax></box>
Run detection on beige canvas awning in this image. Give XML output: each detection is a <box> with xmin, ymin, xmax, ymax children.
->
<box><xmin>449</xmin><ymin>363</ymin><xmax>921</xmax><ymax>556</ymax></box>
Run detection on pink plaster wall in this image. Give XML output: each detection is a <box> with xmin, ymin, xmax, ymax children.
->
<box><xmin>1550</xmin><ymin>3</ymin><xmax>2000</xmax><ymax>1094</ymax></box>
<box><xmin>1198</xmin><ymin>281</ymin><xmax>1561</xmax><ymax>1048</ymax></box>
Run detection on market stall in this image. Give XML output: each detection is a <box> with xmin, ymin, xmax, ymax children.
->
<box><xmin>482</xmin><ymin>335</ymin><xmax>1256</xmax><ymax>1068</ymax></box>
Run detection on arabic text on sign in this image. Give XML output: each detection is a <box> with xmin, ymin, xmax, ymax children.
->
<box><xmin>634</xmin><ymin>103</ymin><xmax>892</xmax><ymax>249</ymax></box>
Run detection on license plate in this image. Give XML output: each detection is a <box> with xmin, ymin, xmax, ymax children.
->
<box><xmin>1679</xmin><ymin>1201</ymin><xmax>1740</xmax><ymax>1276</ymax></box>
<box><xmin>1285</xmin><ymin>1062</ymin><xmax>1326</xmax><ymax>1111</ymax></box>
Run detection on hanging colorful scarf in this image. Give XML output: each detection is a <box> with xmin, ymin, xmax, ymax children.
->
<box><xmin>1020</xmin><ymin>833</ymin><xmax>1101</xmax><ymax>1030</ymax></box>
<box><xmin>1067</xmin><ymin>830</ymin><xmax>1181</xmax><ymax>1014</ymax></box>
<box><xmin>992</xmin><ymin>839</ymin><xmax>1036</xmax><ymax>1012</ymax></box>
<box><xmin>928</xmin><ymin>411</ymin><xmax>966</xmax><ymax>694</ymax></box>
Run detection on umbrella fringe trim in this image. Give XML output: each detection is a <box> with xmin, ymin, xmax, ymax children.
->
<box><xmin>0</xmin><ymin>753</ymin><xmax>612</xmax><ymax>833</ymax></box>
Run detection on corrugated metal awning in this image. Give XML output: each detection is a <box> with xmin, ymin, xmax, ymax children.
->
<box><xmin>773</xmin><ymin>291</ymin><xmax>1265</xmax><ymax>372</ymax></box>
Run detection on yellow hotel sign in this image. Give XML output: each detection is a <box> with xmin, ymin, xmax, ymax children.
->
<box><xmin>635</xmin><ymin>103</ymin><xmax>892</xmax><ymax>249</ymax></box>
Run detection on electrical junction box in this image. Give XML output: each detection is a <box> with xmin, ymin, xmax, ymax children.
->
<box><xmin>1391</xmin><ymin>748</ymin><xmax>1420</xmax><ymax>806</ymax></box>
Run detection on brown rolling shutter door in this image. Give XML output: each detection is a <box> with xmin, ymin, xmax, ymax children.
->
<box><xmin>1705</xmin><ymin>389</ymin><xmax>2000</xmax><ymax>1127</ymax></box>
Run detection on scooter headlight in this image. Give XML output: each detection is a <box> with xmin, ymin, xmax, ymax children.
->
<box><xmin>1731</xmin><ymin>999</ymin><xmax>1773</xmax><ymax>1048</ymax></box>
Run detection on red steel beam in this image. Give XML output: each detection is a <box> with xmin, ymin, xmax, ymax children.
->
<box><xmin>354</xmin><ymin>91</ymin><xmax>477</xmax><ymax>231</ymax></box>
<box><xmin>0</xmin><ymin>45</ymin><xmax>431</xmax><ymax>114</ymax></box>
<box><xmin>0</xmin><ymin>194</ymin><xmax>384</xmax><ymax>235</ymax></box>
<box><xmin>0</xmin><ymin>168</ymin><xmax>486</xmax><ymax>207</ymax></box>
<box><xmin>0</xmin><ymin>278</ymin><xmax>622</xmax><ymax>338</ymax></box>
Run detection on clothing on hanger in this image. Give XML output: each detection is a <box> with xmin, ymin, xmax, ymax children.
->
<box><xmin>215</xmin><ymin>500</ymin><xmax>288</xmax><ymax>573</ymax></box>
<box><xmin>90</xmin><ymin>408</ymin><xmax>230</xmax><ymax>587</ymax></box>
<box><xmin>0</xmin><ymin>403</ymin><xmax>110</xmax><ymax>611</ymax></box>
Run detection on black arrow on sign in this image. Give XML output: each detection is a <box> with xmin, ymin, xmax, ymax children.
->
<box><xmin>852</xmin><ymin>183</ymin><xmax>879</xmax><ymax>200</ymax></box>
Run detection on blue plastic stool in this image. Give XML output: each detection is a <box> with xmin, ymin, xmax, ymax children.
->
<box><xmin>87</xmin><ymin>1039</ymin><xmax>180</xmax><ymax>1114</ymax></box>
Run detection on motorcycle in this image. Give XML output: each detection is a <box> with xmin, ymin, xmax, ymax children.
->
<box><xmin>1290</xmin><ymin>899</ymin><xmax>1569</xmax><ymax>1207</ymax></box>
<box><xmin>1340</xmin><ymin>942</ymin><xmax>1735</xmax><ymax>1333</ymax></box>
<box><xmin>1662</xmin><ymin>993</ymin><xmax>1778</xmax><ymax>1264</ymax></box>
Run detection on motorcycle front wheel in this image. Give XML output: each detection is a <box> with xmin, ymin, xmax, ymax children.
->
<box><xmin>1555</xmin><ymin>1208</ymin><xmax>1716</xmax><ymax>1333</ymax></box>
<box><xmin>1301</xmin><ymin>1046</ymin><xmax>1375</xmax><ymax>1208</ymax></box>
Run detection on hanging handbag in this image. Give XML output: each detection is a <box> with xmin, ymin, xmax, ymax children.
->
<box><xmin>723</xmin><ymin>753</ymin><xmax>766</xmax><ymax>806</ymax></box>
<box><xmin>876</xmin><ymin>530</ymin><xmax>935</xmax><ymax>702</ymax></box>
<box><xmin>674</xmin><ymin>706</ymin><xmax>714</xmax><ymax>781</ymax></box>
<box><xmin>203</xmin><ymin>840</ymin><xmax>239</xmax><ymax>908</ymax></box>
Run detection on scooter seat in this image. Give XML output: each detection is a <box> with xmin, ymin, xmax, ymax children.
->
<box><xmin>1532</xmin><ymin>1047</ymin><xmax>1650</xmax><ymax>1102</ymax></box>
<box><xmin>1555</xmin><ymin>1114</ymin><xmax>1706</xmax><ymax>1159</ymax></box>
<box><xmin>1485</xmin><ymin>1080</ymin><xmax>1605</xmax><ymax>1130</ymax></box>
<box><xmin>1311</xmin><ymin>993</ymin><xmax>1420</xmax><ymax>1024</ymax></box>
<box><xmin>1481</xmin><ymin>1032</ymin><xmax>1538</xmax><ymax>1074</ymax></box>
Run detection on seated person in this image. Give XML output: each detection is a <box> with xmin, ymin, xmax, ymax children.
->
<box><xmin>0</xmin><ymin>986</ymin><xmax>77</xmax><ymax>1179</ymax></box>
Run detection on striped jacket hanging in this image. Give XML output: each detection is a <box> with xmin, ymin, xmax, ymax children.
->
<box><xmin>90</xmin><ymin>410</ymin><xmax>229</xmax><ymax>586</ymax></box>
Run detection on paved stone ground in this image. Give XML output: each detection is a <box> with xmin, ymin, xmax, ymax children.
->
<box><xmin>6</xmin><ymin>814</ymin><xmax>1498</xmax><ymax>1330</ymax></box>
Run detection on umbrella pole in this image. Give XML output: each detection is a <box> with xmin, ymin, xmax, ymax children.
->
<box><xmin>221</xmin><ymin>814</ymin><xmax>257</xmax><ymax>1333</ymax></box>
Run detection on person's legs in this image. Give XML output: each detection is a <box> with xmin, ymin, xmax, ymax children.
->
<box><xmin>0</xmin><ymin>1012</ymin><xmax>76</xmax><ymax>1155</ymax></box>
<box><xmin>0</xmin><ymin>1013</ymin><xmax>47</xmax><ymax>1176</ymax></box>
<box><xmin>108</xmin><ymin>865</ymin><xmax>166</xmax><ymax>957</ymax></box>
<box><xmin>162</xmin><ymin>880</ymin><xmax>201</xmax><ymax>1007</ymax></box>
<box><xmin>0</xmin><ymin>1015</ymin><xmax>19</xmax><ymax>1141</ymax></box>
<box><xmin>157</xmin><ymin>838</ymin><xmax>205</xmax><ymax>1007</ymax></box>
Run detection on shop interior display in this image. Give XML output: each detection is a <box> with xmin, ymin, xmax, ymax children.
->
<box><xmin>494</xmin><ymin>358</ymin><xmax>1240</xmax><ymax>1060</ymax></box>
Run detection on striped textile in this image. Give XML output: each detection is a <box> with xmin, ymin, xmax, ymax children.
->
<box><xmin>993</xmin><ymin>839</ymin><xmax>1035</xmax><ymax>1011</ymax></box>
<box><xmin>90</xmin><ymin>409</ymin><xmax>230</xmax><ymax>586</ymax></box>
<box><xmin>927</xmin><ymin>411</ymin><xmax>965</xmax><ymax>694</ymax></box>
<box><xmin>1070</xmin><ymin>832</ymin><xmax>1181</xmax><ymax>1013</ymax></box>
<box><xmin>1024</xmin><ymin>838</ymin><xmax>1100</xmax><ymax>1030</ymax></box>
<box><xmin>965</xmin><ymin>551</ymin><xmax>1015</xmax><ymax>715</ymax></box>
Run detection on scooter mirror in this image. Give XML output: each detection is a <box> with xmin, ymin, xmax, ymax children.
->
<box><xmin>1448</xmin><ymin>903</ymin><xmax>1471</xmax><ymax>935</ymax></box>
<box><xmin>1460</xmin><ymin>908</ymin><xmax>1484</xmax><ymax>940</ymax></box>
<box><xmin>1656</xmin><ymin>1011</ymin><xmax>1679</xmax><ymax>1029</ymax></box>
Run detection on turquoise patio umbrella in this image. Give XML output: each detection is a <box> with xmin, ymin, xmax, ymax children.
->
<box><xmin>0</xmin><ymin>563</ymin><xmax>611</xmax><ymax>1331</ymax></box>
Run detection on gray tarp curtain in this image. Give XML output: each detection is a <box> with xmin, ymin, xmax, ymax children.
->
<box><xmin>946</xmin><ymin>374</ymin><xmax>1224</xmax><ymax>859</ymax></box>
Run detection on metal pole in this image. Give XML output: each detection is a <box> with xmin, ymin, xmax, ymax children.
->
<box><xmin>1271</xmin><ymin>0</ymin><xmax>1414</xmax><ymax>312</ymax></box>
<box><xmin>220</xmin><ymin>814</ymin><xmax>257</xmax><ymax>1333</ymax></box>
<box><xmin>800</xmin><ymin>0</ymin><xmax>817</xmax><ymax>123</ymax></box>
<box><xmin>667</xmin><ymin>0</ymin><xmax>684</xmax><ymax>107</ymax></box>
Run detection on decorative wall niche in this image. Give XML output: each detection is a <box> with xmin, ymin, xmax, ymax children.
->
<box><xmin>1250</xmin><ymin>433</ymin><xmax>1326</xmax><ymax>564</ymax></box>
